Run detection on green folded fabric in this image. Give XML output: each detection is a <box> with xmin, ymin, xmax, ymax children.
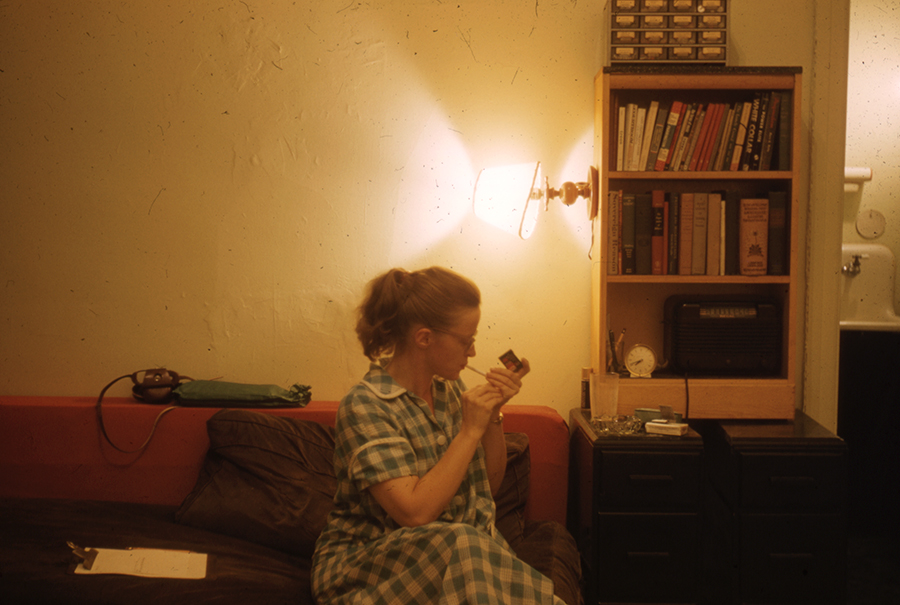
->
<box><xmin>172</xmin><ymin>381</ymin><xmax>311</xmax><ymax>408</ymax></box>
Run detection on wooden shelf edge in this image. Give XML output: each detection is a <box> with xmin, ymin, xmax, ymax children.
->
<box><xmin>615</xmin><ymin>378</ymin><xmax>796</xmax><ymax>420</ymax></box>
<box><xmin>608</xmin><ymin>170</ymin><xmax>792</xmax><ymax>180</ymax></box>
<box><xmin>606</xmin><ymin>275</ymin><xmax>791</xmax><ymax>284</ymax></box>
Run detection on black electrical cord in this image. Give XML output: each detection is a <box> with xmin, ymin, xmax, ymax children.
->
<box><xmin>95</xmin><ymin>370</ymin><xmax>189</xmax><ymax>454</ymax></box>
<box><xmin>683</xmin><ymin>372</ymin><xmax>691</xmax><ymax>419</ymax></box>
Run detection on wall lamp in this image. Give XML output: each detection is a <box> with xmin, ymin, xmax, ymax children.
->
<box><xmin>472</xmin><ymin>161</ymin><xmax>598</xmax><ymax>239</ymax></box>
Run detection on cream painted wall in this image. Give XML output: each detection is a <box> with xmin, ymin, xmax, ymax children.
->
<box><xmin>846</xmin><ymin>0</ymin><xmax>900</xmax><ymax>305</ymax></box>
<box><xmin>0</xmin><ymin>1</ymin><xmax>846</xmax><ymax>423</ymax></box>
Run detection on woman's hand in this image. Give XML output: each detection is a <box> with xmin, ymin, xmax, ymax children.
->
<box><xmin>459</xmin><ymin>383</ymin><xmax>504</xmax><ymax>437</ymax></box>
<box><xmin>485</xmin><ymin>357</ymin><xmax>530</xmax><ymax>406</ymax></box>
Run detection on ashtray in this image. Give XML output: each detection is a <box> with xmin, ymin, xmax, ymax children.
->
<box><xmin>590</xmin><ymin>414</ymin><xmax>643</xmax><ymax>436</ymax></box>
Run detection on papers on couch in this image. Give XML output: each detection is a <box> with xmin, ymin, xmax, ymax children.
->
<box><xmin>71</xmin><ymin>546</ymin><xmax>207</xmax><ymax>579</ymax></box>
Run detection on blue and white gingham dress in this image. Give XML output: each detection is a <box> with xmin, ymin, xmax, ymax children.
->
<box><xmin>311</xmin><ymin>364</ymin><xmax>561</xmax><ymax>604</ymax></box>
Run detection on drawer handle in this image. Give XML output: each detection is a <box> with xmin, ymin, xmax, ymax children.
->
<box><xmin>627</xmin><ymin>551</ymin><xmax>671</xmax><ymax>561</ymax></box>
<box><xmin>769</xmin><ymin>476</ymin><xmax>816</xmax><ymax>489</ymax></box>
<box><xmin>769</xmin><ymin>552</ymin><xmax>814</xmax><ymax>562</ymax></box>
<box><xmin>629</xmin><ymin>474</ymin><xmax>674</xmax><ymax>484</ymax></box>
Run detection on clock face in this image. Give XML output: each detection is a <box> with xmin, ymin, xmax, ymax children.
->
<box><xmin>625</xmin><ymin>344</ymin><xmax>657</xmax><ymax>377</ymax></box>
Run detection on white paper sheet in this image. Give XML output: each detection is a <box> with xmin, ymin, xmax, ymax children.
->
<box><xmin>73</xmin><ymin>547</ymin><xmax>207</xmax><ymax>579</ymax></box>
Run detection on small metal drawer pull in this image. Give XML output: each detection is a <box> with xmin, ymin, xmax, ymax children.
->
<box><xmin>629</xmin><ymin>474</ymin><xmax>675</xmax><ymax>484</ymax></box>
<box><xmin>769</xmin><ymin>476</ymin><xmax>816</xmax><ymax>488</ymax></box>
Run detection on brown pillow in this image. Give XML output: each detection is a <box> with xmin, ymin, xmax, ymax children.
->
<box><xmin>495</xmin><ymin>432</ymin><xmax>531</xmax><ymax>548</ymax></box>
<box><xmin>515</xmin><ymin>520</ymin><xmax>583</xmax><ymax>605</ymax></box>
<box><xmin>175</xmin><ymin>409</ymin><xmax>337</xmax><ymax>557</ymax></box>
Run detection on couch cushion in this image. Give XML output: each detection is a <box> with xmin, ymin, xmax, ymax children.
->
<box><xmin>515</xmin><ymin>520</ymin><xmax>584</xmax><ymax>605</ymax></box>
<box><xmin>494</xmin><ymin>431</ymin><xmax>530</xmax><ymax>548</ymax></box>
<box><xmin>176</xmin><ymin>409</ymin><xmax>533</xmax><ymax>558</ymax></box>
<box><xmin>175</xmin><ymin>409</ymin><xmax>337</xmax><ymax>557</ymax></box>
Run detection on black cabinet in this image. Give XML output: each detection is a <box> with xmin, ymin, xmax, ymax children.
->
<box><xmin>700</xmin><ymin>411</ymin><xmax>848</xmax><ymax>604</ymax></box>
<box><xmin>568</xmin><ymin>409</ymin><xmax>704</xmax><ymax>604</ymax></box>
<box><xmin>569</xmin><ymin>409</ymin><xmax>848</xmax><ymax>605</ymax></box>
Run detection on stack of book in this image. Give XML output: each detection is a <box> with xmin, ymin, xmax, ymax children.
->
<box><xmin>614</xmin><ymin>91</ymin><xmax>791</xmax><ymax>172</ymax></box>
<box><xmin>606</xmin><ymin>189</ymin><xmax>788</xmax><ymax>277</ymax></box>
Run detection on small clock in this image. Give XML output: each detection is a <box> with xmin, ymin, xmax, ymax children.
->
<box><xmin>624</xmin><ymin>344</ymin><xmax>658</xmax><ymax>378</ymax></box>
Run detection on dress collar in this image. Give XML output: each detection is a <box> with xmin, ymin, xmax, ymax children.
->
<box><xmin>360</xmin><ymin>360</ymin><xmax>451</xmax><ymax>401</ymax></box>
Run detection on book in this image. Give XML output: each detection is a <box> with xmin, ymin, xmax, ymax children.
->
<box><xmin>685</xmin><ymin>104</ymin><xmax>710</xmax><ymax>171</ymax></box>
<box><xmin>662</xmin><ymin>194</ymin><xmax>670</xmax><ymax>275</ymax></box>
<box><xmin>722</xmin><ymin>189</ymin><xmax>741</xmax><ymax>275</ymax></box>
<box><xmin>634</xmin><ymin>192</ymin><xmax>654</xmax><ymax>274</ymax></box>
<box><xmin>624</xmin><ymin>103</ymin><xmax>638</xmax><ymax>171</ymax></box>
<box><xmin>638</xmin><ymin>101</ymin><xmax>659</xmax><ymax>171</ymax></box>
<box><xmin>643</xmin><ymin>102</ymin><xmax>667</xmax><ymax>171</ymax></box>
<box><xmin>722</xmin><ymin>101</ymin><xmax>744</xmax><ymax>170</ymax></box>
<box><xmin>691</xmin><ymin>192</ymin><xmax>708</xmax><ymax>275</ymax></box>
<box><xmin>739</xmin><ymin>197</ymin><xmax>769</xmax><ymax>276</ymax></box>
<box><xmin>729</xmin><ymin>101</ymin><xmax>753</xmax><ymax>171</ymax></box>
<box><xmin>706</xmin><ymin>191</ymin><xmax>722</xmax><ymax>276</ymax></box>
<box><xmin>719</xmin><ymin>195</ymin><xmax>726</xmax><ymax>274</ymax></box>
<box><xmin>669</xmin><ymin>103</ymin><xmax>698</xmax><ymax>171</ymax></box>
<box><xmin>631</xmin><ymin>105</ymin><xmax>648</xmax><ymax>171</ymax></box>
<box><xmin>617</xmin><ymin>105</ymin><xmax>626</xmax><ymax>171</ymax></box>
<box><xmin>628</xmin><ymin>107</ymin><xmax>650</xmax><ymax>171</ymax></box>
<box><xmin>776</xmin><ymin>91</ymin><xmax>792</xmax><ymax>171</ymax></box>
<box><xmin>651</xmin><ymin>190</ymin><xmax>666</xmax><ymax>275</ymax></box>
<box><xmin>712</xmin><ymin>103</ymin><xmax>736</xmax><ymax>171</ymax></box>
<box><xmin>678</xmin><ymin>193</ymin><xmax>694</xmax><ymax>275</ymax></box>
<box><xmin>621</xmin><ymin>193</ymin><xmax>636</xmax><ymax>274</ymax></box>
<box><xmin>666</xmin><ymin>193</ymin><xmax>679</xmax><ymax>275</ymax></box>
<box><xmin>699</xmin><ymin>102</ymin><xmax>725</xmax><ymax>171</ymax></box>
<box><xmin>767</xmin><ymin>190</ymin><xmax>788</xmax><ymax>275</ymax></box>
<box><xmin>758</xmin><ymin>91</ymin><xmax>781</xmax><ymax>171</ymax></box>
<box><xmin>607</xmin><ymin>190</ymin><xmax>621</xmax><ymax>275</ymax></box>
<box><xmin>747</xmin><ymin>91</ymin><xmax>770</xmax><ymax>170</ymax></box>
<box><xmin>654</xmin><ymin>101</ymin><xmax>684</xmax><ymax>171</ymax></box>
<box><xmin>687</xmin><ymin>104</ymin><xmax>713</xmax><ymax>171</ymax></box>
<box><xmin>740</xmin><ymin>93</ymin><xmax>762</xmax><ymax>171</ymax></box>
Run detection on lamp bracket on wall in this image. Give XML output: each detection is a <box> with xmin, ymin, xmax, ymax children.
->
<box><xmin>536</xmin><ymin>166</ymin><xmax>599</xmax><ymax>219</ymax></box>
<box><xmin>473</xmin><ymin>162</ymin><xmax>599</xmax><ymax>239</ymax></box>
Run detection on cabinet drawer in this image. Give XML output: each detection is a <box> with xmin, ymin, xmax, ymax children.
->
<box><xmin>739</xmin><ymin>513</ymin><xmax>847</xmax><ymax>604</ymax></box>
<box><xmin>599</xmin><ymin>451</ymin><xmax>701</xmax><ymax>509</ymax></box>
<box><xmin>739</xmin><ymin>452</ymin><xmax>847</xmax><ymax>511</ymax></box>
<box><xmin>595</xmin><ymin>512</ymin><xmax>699</xmax><ymax>603</ymax></box>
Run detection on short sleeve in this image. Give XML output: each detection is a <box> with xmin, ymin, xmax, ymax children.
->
<box><xmin>335</xmin><ymin>387</ymin><xmax>419</xmax><ymax>491</ymax></box>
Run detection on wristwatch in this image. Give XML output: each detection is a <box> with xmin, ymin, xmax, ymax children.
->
<box><xmin>491</xmin><ymin>412</ymin><xmax>504</xmax><ymax>424</ymax></box>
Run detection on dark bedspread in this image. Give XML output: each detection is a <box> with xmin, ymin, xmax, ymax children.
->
<box><xmin>0</xmin><ymin>498</ymin><xmax>313</xmax><ymax>605</ymax></box>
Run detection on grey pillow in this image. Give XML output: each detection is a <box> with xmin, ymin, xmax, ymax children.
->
<box><xmin>175</xmin><ymin>409</ymin><xmax>337</xmax><ymax>557</ymax></box>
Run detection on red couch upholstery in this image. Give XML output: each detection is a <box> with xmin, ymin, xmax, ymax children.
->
<box><xmin>0</xmin><ymin>396</ymin><xmax>570</xmax><ymax>525</ymax></box>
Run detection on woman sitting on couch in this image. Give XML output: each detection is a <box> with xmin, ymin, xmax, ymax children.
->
<box><xmin>311</xmin><ymin>266</ymin><xmax>563</xmax><ymax>604</ymax></box>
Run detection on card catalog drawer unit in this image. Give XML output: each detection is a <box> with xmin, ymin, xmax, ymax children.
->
<box><xmin>610</xmin><ymin>0</ymin><xmax>727</xmax><ymax>64</ymax></box>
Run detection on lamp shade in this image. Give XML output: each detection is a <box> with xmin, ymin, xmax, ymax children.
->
<box><xmin>472</xmin><ymin>162</ymin><xmax>542</xmax><ymax>239</ymax></box>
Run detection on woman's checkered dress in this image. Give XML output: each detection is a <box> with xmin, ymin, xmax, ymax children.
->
<box><xmin>311</xmin><ymin>365</ymin><xmax>562</xmax><ymax>604</ymax></box>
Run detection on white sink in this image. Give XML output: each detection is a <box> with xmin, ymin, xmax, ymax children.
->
<box><xmin>840</xmin><ymin>243</ymin><xmax>900</xmax><ymax>331</ymax></box>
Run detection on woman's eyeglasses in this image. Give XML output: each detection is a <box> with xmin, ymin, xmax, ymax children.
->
<box><xmin>432</xmin><ymin>328</ymin><xmax>476</xmax><ymax>351</ymax></box>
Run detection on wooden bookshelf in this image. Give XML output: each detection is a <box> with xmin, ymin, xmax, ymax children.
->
<box><xmin>592</xmin><ymin>66</ymin><xmax>801</xmax><ymax>419</ymax></box>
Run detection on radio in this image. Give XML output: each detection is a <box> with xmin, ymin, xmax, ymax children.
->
<box><xmin>664</xmin><ymin>295</ymin><xmax>782</xmax><ymax>376</ymax></box>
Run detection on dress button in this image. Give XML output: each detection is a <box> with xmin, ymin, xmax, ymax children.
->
<box><xmin>437</xmin><ymin>435</ymin><xmax>447</xmax><ymax>446</ymax></box>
